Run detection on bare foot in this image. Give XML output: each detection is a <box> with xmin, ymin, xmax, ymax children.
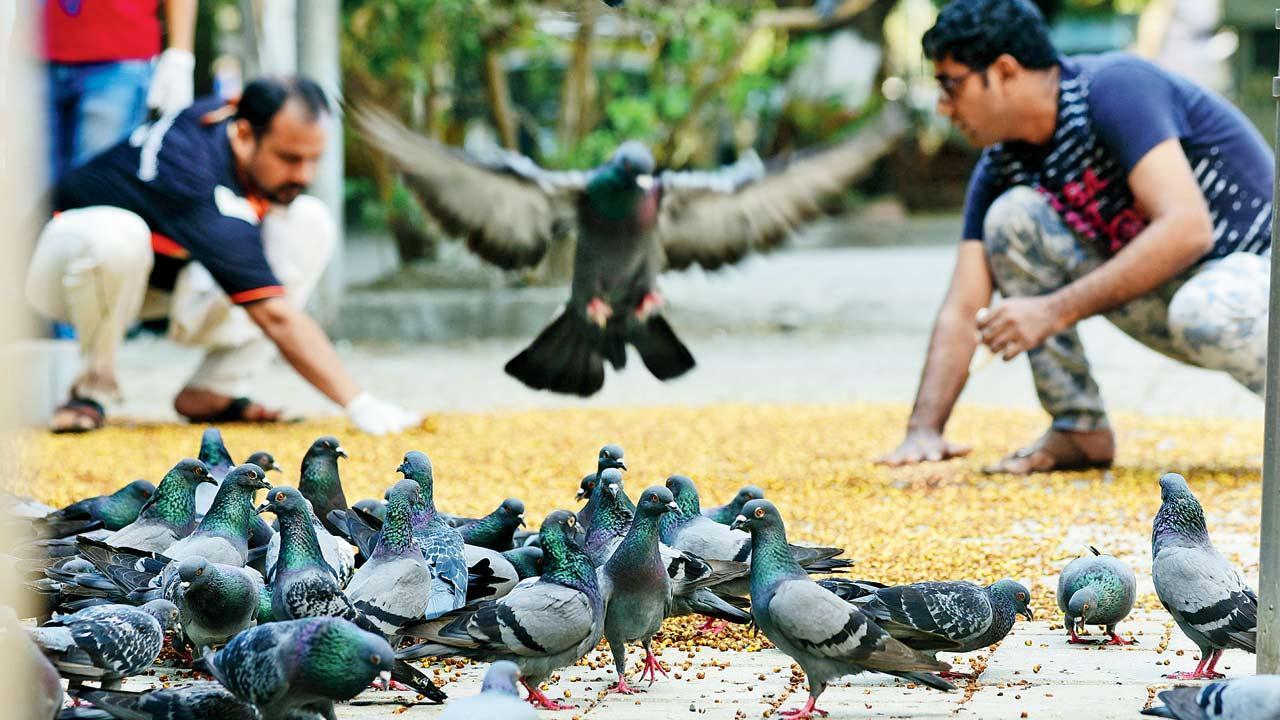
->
<box><xmin>983</xmin><ymin>428</ymin><xmax>1114</xmax><ymax>475</ymax></box>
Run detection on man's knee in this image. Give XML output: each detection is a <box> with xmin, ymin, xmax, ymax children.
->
<box><xmin>982</xmin><ymin>186</ymin><xmax>1053</xmax><ymax>255</ymax></box>
<box><xmin>1167</xmin><ymin>271</ymin><xmax>1266</xmax><ymax>358</ymax></box>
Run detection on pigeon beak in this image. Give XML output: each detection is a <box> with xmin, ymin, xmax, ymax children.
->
<box><xmin>256</xmin><ymin>502</ymin><xmax>273</xmax><ymax>515</ymax></box>
<box><xmin>617</xmin><ymin>459</ymin><xmax>627</xmax><ymax>471</ymax></box>
<box><xmin>635</xmin><ymin>174</ymin><xmax>655</xmax><ymax>191</ymax></box>
<box><xmin>180</xmin><ymin>581</ymin><xmax>190</xmax><ymax>591</ymax></box>
<box><xmin>267</xmin><ymin>462</ymin><xmax>281</xmax><ymax>472</ymax></box>
<box><xmin>666</xmin><ymin>501</ymin><xmax>679</xmax><ymax>511</ymax></box>
<box><xmin>335</xmin><ymin>447</ymin><xmax>348</xmax><ymax>459</ymax></box>
<box><xmin>1020</xmin><ymin>608</ymin><xmax>1034</xmax><ymax>621</ymax></box>
<box><xmin>575</xmin><ymin>489</ymin><xmax>587</xmax><ymax>501</ymax></box>
<box><xmin>607</xmin><ymin>484</ymin><xmax>618</xmax><ymax>497</ymax></box>
<box><xmin>378</xmin><ymin>670</ymin><xmax>392</xmax><ymax>686</ymax></box>
<box><xmin>517</xmin><ymin>515</ymin><xmax>526</xmax><ymax>527</ymax></box>
<box><xmin>200</xmin><ymin>476</ymin><xmax>218</xmax><ymax>486</ymax></box>
<box><xmin>729</xmin><ymin>515</ymin><xmax>747</xmax><ymax>531</ymax></box>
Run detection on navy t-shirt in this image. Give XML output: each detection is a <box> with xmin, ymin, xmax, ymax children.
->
<box><xmin>54</xmin><ymin>97</ymin><xmax>285</xmax><ymax>304</ymax></box>
<box><xmin>962</xmin><ymin>53</ymin><xmax>1274</xmax><ymax>261</ymax></box>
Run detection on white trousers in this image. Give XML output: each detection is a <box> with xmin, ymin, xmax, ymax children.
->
<box><xmin>25</xmin><ymin>197</ymin><xmax>336</xmax><ymax>403</ymax></box>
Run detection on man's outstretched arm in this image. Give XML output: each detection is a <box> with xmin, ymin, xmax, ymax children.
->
<box><xmin>245</xmin><ymin>297</ymin><xmax>420</xmax><ymax>434</ymax></box>
<box><xmin>878</xmin><ymin>241</ymin><xmax>993</xmax><ymax>465</ymax></box>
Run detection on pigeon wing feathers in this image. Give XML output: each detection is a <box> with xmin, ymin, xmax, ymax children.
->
<box><xmin>769</xmin><ymin>580</ymin><xmax>943</xmax><ymax>671</ymax></box>
<box><xmin>657</xmin><ymin>104</ymin><xmax>907</xmax><ymax>271</ymax></box>
<box><xmin>1154</xmin><ymin>546</ymin><xmax>1257</xmax><ymax>650</ymax></box>
<box><xmin>352</xmin><ymin>106</ymin><xmax>580</xmax><ymax>270</ymax></box>
<box><xmin>859</xmin><ymin>583</ymin><xmax>985</xmax><ymax>650</ymax></box>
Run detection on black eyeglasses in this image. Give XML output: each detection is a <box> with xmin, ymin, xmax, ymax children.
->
<box><xmin>935</xmin><ymin>68</ymin><xmax>981</xmax><ymax>99</ymax></box>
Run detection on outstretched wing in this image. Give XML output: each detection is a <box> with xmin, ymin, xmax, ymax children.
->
<box><xmin>656</xmin><ymin>104</ymin><xmax>908</xmax><ymax>270</ymax></box>
<box><xmin>352</xmin><ymin>106</ymin><xmax>585</xmax><ymax>270</ymax></box>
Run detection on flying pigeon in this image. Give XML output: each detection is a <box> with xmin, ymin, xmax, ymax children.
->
<box><xmin>703</xmin><ymin>485</ymin><xmax>765</xmax><ymax>526</ymax></box>
<box><xmin>298</xmin><ymin>437</ymin><xmax>349</xmax><ymax>536</ymax></box>
<box><xmin>732</xmin><ymin>500</ymin><xmax>953</xmax><ymax>718</ymax></box>
<box><xmin>29</xmin><ymin>599</ymin><xmax>178</xmax><ymax>692</ymax></box>
<box><xmin>354</xmin><ymin>105</ymin><xmax>906</xmax><ymax>396</ymax></box>
<box><xmin>1057</xmin><ymin>545</ymin><xmax>1136</xmax><ymax>645</ymax></box>
<box><xmin>196</xmin><ymin>616</ymin><xmax>395</xmax><ymax>720</ymax></box>
<box><xmin>440</xmin><ymin>661</ymin><xmax>537</xmax><ymax>720</ymax></box>
<box><xmin>1141</xmin><ymin>675</ymin><xmax>1280</xmax><ymax>719</ymax></box>
<box><xmin>1152</xmin><ymin>473</ymin><xmax>1257</xmax><ymax>679</ymax></box>
<box><xmin>398</xmin><ymin>510</ymin><xmax>604</xmax><ymax>710</ymax></box>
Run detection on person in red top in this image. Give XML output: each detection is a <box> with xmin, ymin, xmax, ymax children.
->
<box><xmin>44</xmin><ymin>0</ymin><xmax>197</xmax><ymax>183</ymax></box>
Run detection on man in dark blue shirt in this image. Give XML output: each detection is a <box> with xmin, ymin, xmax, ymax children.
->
<box><xmin>879</xmin><ymin>0</ymin><xmax>1273</xmax><ymax>473</ymax></box>
<box><xmin>27</xmin><ymin>76</ymin><xmax>419</xmax><ymax>434</ymax></box>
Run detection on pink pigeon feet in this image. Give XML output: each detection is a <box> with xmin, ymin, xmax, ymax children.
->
<box><xmin>780</xmin><ymin>698</ymin><xmax>829</xmax><ymax>718</ymax></box>
<box><xmin>697</xmin><ymin>617</ymin><xmax>728</xmax><ymax>634</ymax></box>
<box><xmin>1067</xmin><ymin>627</ymin><xmax>1093</xmax><ymax>644</ymax></box>
<box><xmin>610</xmin><ymin>678</ymin><xmax>644</xmax><ymax>695</ymax></box>
<box><xmin>586</xmin><ymin>297</ymin><xmax>613</xmax><ymax>328</ymax></box>
<box><xmin>369</xmin><ymin>678</ymin><xmax>414</xmax><ymax>691</ymax></box>
<box><xmin>639</xmin><ymin>649</ymin><xmax>669</xmax><ymax>685</ymax></box>
<box><xmin>1163</xmin><ymin>651</ymin><xmax>1225</xmax><ymax>680</ymax></box>
<box><xmin>635</xmin><ymin>291</ymin><xmax>664</xmax><ymax>320</ymax></box>
<box><xmin>1104</xmin><ymin>632</ymin><xmax>1134</xmax><ymax>646</ymax></box>
<box><xmin>522</xmin><ymin>679</ymin><xmax>577</xmax><ymax>711</ymax></box>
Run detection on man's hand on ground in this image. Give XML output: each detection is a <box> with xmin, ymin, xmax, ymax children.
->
<box><xmin>977</xmin><ymin>296</ymin><xmax>1068</xmax><ymax>360</ymax></box>
<box><xmin>344</xmin><ymin>392</ymin><xmax>421</xmax><ymax>435</ymax></box>
<box><xmin>876</xmin><ymin>428</ymin><xmax>972</xmax><ymax>466</ymax></box>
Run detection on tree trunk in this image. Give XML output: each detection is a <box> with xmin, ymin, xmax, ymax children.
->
<box><xmin>483</xmin><ymin>33</ymin><xmax>519</xmax><ymax>150</ymax></box>
<box><xmin>558</xmin><ymin>0</ymin><xmax>599</xmax><ymax>149</ymax></box>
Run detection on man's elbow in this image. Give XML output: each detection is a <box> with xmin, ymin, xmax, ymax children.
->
<box><xmin>1175</xmin><ymin>209</ymin><xmax>1215</xmax><ymax>256</ymax></box>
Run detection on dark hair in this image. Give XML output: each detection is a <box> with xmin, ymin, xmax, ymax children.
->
<box><xmin>923</xmin><ymin>0</ymin><xmax>1058</xmax><ymax>71</ymax></box>
<box><xmin>235</xmin><ymin>76</ymin><xmax>330</xmax><ymax>137</ymax></box>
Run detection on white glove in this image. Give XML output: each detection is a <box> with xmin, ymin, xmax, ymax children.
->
<box><xmin>147</xmin><ymin>48</ymin><xmax>196</xmax><ymax>115</ymax></box>
<box><xmin>344</xmin><ymin>392</ymin><xmax>422</xmax><ymax>436</ymax></box>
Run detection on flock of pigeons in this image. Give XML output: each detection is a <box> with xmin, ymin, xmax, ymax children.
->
<box><xmin>2</xmin><ymin>429</ymin><xmax>1274</xmax><ymax>719</ymax></box>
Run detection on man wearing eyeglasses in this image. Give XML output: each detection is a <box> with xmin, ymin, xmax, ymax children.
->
<box><xmin>879</xmin><ymin>0</ymin><xmax>1273</xmax><ymax>474</ymax></box>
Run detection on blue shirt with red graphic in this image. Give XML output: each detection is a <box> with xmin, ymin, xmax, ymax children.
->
<box><xmin>962</xmin><ymin>53</ymin><xmax>1273</xmax><ymax>261</ymax></box>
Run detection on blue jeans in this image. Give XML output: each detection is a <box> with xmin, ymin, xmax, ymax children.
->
<box><xmin>47</xmin><ymin>60</ymin><xmax>152</xmax><ymax>184</ymax></box>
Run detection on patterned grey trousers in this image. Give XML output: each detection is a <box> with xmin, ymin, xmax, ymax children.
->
<box><xmin>984</xmin><ymin>186</ymin><xmax>1270</xmax><ymax>432</ymax></box>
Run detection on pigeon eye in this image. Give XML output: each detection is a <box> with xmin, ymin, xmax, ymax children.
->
<box><xmin>275</xmin><ymin>492</ymin><xmax>285</xmax><ymax>502</ymax></box>
<box><xmin>566</xmin><ymin>517</ymin><xmax>576</xmax><ymax>528</ymax></box>
<box><xmin>370</xmin><ymin>654</ymin><xmax>381</xmax><ymax>665</ymax></box>
<box><xmin>195</xmin><ymin>567</ymin><xmax>203</xmax><ymax>577</ymax></box>
<box><xmin>1017</xmin><ymin>593</ymin><xmax>1026</xmax><ymax>602</ymax></box>
<box><xmin>754</xmin><ymin>507</ymin><xmax>765</xmax><ymax>518</ymax></box>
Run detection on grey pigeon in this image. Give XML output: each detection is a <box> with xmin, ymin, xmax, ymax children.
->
<box><xmin>703</xmin><ymin>485</ymin><xmax>764</xmax><ymax>526</ymax></box>
<box><xmin>264</xmin><ymin>498</ymin><xmax>355</xmax><ymax>587</ymax></box>
<box><xmin>819</xmin><ymin>577</ymin><xmax>1033</xmax><ymax>676</ymax></box>
<box><xmin>196</xmin><ymin>616</ymin><xmax>394</xmax><ymax>720</ymax></box>
<box><xmin>355</xmin><ymin>106</ymin><xmax>905</xmax><ymax>396</ymax></box>
<box><xmin>1142</xmin><ymin>675</ymin><xmax>1280</xmax><ymax>719</ymax></box>
<box><xmin>345</xmin><ymin>480</ymin><xmax>438</xmax><ymax>635</ymax></box>
<box><xmin>457</xmin><ymin>498</ymin><xmax>525</xmax><ymax>551</ymax></box>
<box><xmin>33</xmin><ymin>479</ymin><xmax>155</xmax><ymax>539</ymax></box>
<box><xmin>732</xmin><ymin>500</ymin><xmax>953</xmax><ymax>717</ymax></box>
<box><xmin>1057</xmin><ymin>545</ymin><xmax>1136</xmax><ymax>645</ymax></box>
<box><xmin>246</xmin><ymin>452</ymin><xmax>282</xmax><ymax>473</ymax></box>
<box><xmin>398</xmin><ymin>510</ymin><xmax>604</xmax><ymax>711</ymax></box>
<box><xmin>259</xmin><ymin>487</ymin><xmax>359</xmax><ymax>622</ymax></box>
<box><xmin>661</xmin><ymin>475</ymin><xmax>849</xmax><ymax>572</ymax></box>
<box><xmin>353</xmin><ymin>498</ymin><xmax>386</xmax><ymax>522</ymax></box>
<box><xmin>298</xmin><ymin>436</ymin><xmax>348</xmax><ymax>536</ymax></box>
<box><xmin>196</xmin><ymin>428</ymin><xmax>236</xmax><ymax>513</ymax></box>
<box><xmin>397</xmin><ymin>452</ymin><xmax>468</xmax><ymax>614</ymax></box>
<box><xmin>584</xmin><ymin>468</ymin><xmax>636</xmax><ymax>565</ymax></box>
<box><xmin>598</xmin><ymin>486</ymin><xmax>680</xmax><ymax>693</ymax></box>
<box><xmin>165</xmin><ymin>464</ymin><xmax>273</xmax><ymax>567</ymax></box>
<box><xmin>1152</xmin><ymin>473</ymin><xmax>1257</xmax><ymax>679</ymax></box>
<box><xmin>440</xmin><ymin>661</ymin><xmax>535</xmax><ymax>720</ymax></box>
<box><xmin>164</xmin><ymin>556</ymin><xmax>261</xmax><ymax>654</ymax></box>
<box><xmin>69</xmin><ymin>682</ymin><xmax>260</xmax><ymax>720</ymax></box>
<box><xmin>30</xmin><ymin>599</ymin><xmax>178</xmax><ymax>691</ymax></box>
<box><xmin>577</xmin><ymin>443</ymin><xmax>629</xmax><ymax>527</ymax></box>
<box><xmin>105</xmin><ymin>459</ymin><xmax>214</xmax><ymax>553</ymax></box>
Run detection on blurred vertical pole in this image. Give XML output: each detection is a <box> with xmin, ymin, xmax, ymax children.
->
<box><xmin>297</xmin><ymin>0</ymin><xmax>344</xmax><ymax>328</ymax></box>
<box><xmin>0</xmin><ymin>1</ymin><xmax>42</xmax><ymax>717</ymax></box>
<box><xmin>1258</xmin><ymin>7</ymin><xmax>1280</xmax><ymax>676</ymax></box>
